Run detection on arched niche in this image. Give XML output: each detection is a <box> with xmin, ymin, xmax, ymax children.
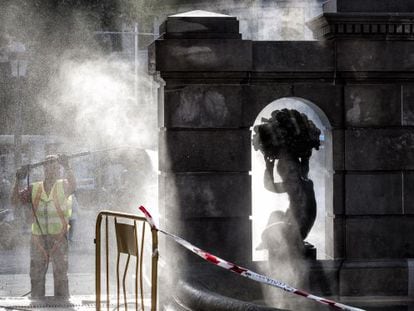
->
<box><xmin>251</xmin><ymin>97</ymin><xmax>332</xmax><ymax>261</ymax></box>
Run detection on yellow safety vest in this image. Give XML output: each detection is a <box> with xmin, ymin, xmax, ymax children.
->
<box><xmin>31</xmin><ymin>180</ymin><xmax>72</xmax><ymax>235</ymax></box>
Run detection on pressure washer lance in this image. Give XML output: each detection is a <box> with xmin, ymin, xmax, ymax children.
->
<box><xmin>18</xmin><ymin>146</ymin><xmax>138</xmax><ymax>171</ymax></box>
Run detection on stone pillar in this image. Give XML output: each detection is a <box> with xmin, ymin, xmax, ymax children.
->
<box><xmin>150</xmin><ymin>11</ymin><xmax>260</xmax><ymax>303</ymax></box>
<box><xmin>309</xmin><ymin>0</ymin><xmax>414</xmax><ymax>297</ymax></box>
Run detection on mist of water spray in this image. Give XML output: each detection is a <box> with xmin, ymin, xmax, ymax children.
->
<box><xmin>252</xmin><ymin>97</ymin><xmax>331</xmax><ymax>309</ymax></box>
<box><xmin>0</xmin><ymin>0</ymin><xmax>159</xmax><ymax>298</ymax></box>
<box><xmin>40</xmin><ymin>56</ymin><xmax>156</xmax><ymax>150</ymax></box>
<box><xmin>157</xmin><ymin>0</ymin><xmax>324</xmax><ymax>40</ymax></box>
<box><xmin>1</xmin><ymin>0</ymin><xmax>327</xmax><ymax>303</ymax></box>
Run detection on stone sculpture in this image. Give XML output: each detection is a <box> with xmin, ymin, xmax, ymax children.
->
<box><xmin>253</xmin><ymin>108</ymin><xmax>321</xmax><ymax>259</ymax></box>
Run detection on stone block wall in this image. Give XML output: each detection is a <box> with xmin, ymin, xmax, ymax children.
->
<box><xmin>154</xmin><ymin>16</ymin><xmax>251</xmax><ymax>277</ymax></box>
<box><xmin>152</xmin><ymin>7</ymin><xmax>414</xmax><ymax>299</ymax></box>
<box><xmin>307</xmin><ymin>4</ymin><xmax>414</xmax><ymax>296</ymax></box>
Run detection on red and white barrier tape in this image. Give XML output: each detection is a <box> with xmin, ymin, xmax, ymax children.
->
<box><xmin>139</xmin><ymin>206</ymin><xmax>365</xmax><ymax>311</ymax></box>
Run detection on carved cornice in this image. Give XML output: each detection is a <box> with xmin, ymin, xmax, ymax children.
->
<box><xmin>308</xmin><ymin>13</ymin><xmax>414</xmax><ymax>40</ymax></box>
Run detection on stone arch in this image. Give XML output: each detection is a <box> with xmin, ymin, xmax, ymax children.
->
<box><xmin>251</xmin><ymin>96</ymin><xmax>332</xmax><ymax>260</ymax></box>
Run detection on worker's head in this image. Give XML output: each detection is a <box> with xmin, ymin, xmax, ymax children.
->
<box><xmin>43</xmin><ymin>154</ymin><xmax>60</xmax><ymax>180</ymax></box>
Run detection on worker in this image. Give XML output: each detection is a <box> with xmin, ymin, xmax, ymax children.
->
<box><xmin>11</xmin><ymin>154</ymin><xmax>76</xmax><ymax>298</ymax></box>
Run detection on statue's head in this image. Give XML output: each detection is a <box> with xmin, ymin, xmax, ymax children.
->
<box><xmin>252</xmin><ymin>108</ymin><xmax>321</xmax><ymax>160</ymax></box>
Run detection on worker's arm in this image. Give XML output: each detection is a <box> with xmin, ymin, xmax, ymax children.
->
<box><xmin>11</xmin><ymin>178</ymin><xmax>20</xmax><ymax>206</ymax></box>
<box><xmin>59</xmin><ymin>154</ymin><xmax>77</xmax><ymax>196</ymax></box>
<box><xmin>263</xmin><ymin>157</ymin><xmax>285</xmax><ymax>193</ymax></box>
<box><xmin>11</xmin><ymin>166</ymin><xmax>31</xmax><ymax>206</ymax></box>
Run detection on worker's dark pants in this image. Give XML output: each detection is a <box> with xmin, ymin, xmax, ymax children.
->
<box><xmin>30</xmin><ymin>234</ymin><xmax>69</xmax><ymax>298</ymax></box>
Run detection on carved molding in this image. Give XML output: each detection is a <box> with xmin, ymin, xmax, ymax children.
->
<box><xmin>308</xmin><ymin>13</ymin><xmax>414</xmax><ymax>40</ymax></box>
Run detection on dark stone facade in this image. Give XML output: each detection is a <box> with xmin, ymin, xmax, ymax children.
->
<box><xmin>151</xmin><ymin>1</ymin><xmax>414</xmax><ymax>304</ymax></box>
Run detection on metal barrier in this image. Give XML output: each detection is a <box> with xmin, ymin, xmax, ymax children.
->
<box><xmin>95</xmin><ymin>210</ymin><xmax>158</xmax><ymax>311</ymax></box>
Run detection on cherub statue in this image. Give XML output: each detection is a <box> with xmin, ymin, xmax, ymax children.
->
<box><xmin>253</xmin><ymin>108</ymin><xmax>321</xmax><ymax>259</ymax></box>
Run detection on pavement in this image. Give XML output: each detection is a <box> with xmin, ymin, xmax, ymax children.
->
<box><xmin>0</xmin><ymin>295</ymin><xmax>152</xmax><ymax>310</ymax></box>
<box><xmin>0</xmin><ymin>295</ymin><xmax>98</xmax><ymax>310</ymax></box>
<box><xmin>0</xmin><ymin>235</ymin><xmax>153</xmax><ymax>310</ymax></box>
<box><xmin>0</xmin><ymin>235</ymin><xmax>95</xmax><ymax>293</ymax></box>
<box><xmin>1</xmin><ymin>224</ymin><xmax>414</xmax><ymax>310</ymax></box>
